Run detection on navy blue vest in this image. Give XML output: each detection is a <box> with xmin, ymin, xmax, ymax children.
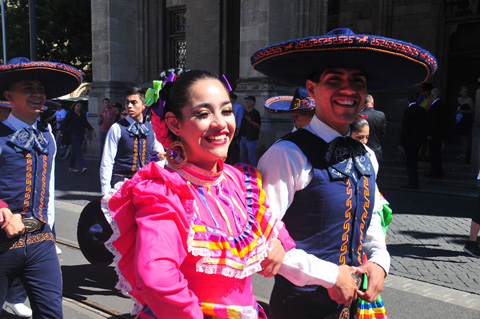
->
<box><xmin>282</xmin><ymin>129</ymin><xmax>375</xmax><ymax>268</ymax></box>
<box><xmin>0</xmin><ymin>121</ymin><xmax>55</xmax><ymax>223</ymax></box>
<box><xmin>112</xmin><ymin>119</ymin><xmax>155</xmax><ymax>177</ymax></box>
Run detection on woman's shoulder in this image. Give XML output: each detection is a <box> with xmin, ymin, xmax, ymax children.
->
<box><xmin>130</xmin><ymin>162</ymin><xmax>194</xmax><ymax>198</ymax></box>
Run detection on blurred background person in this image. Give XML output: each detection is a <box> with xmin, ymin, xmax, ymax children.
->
<box><xmin>59</xmin><ymin>102</ymin><xmax>96</xmax><ymax>174</ymax></box>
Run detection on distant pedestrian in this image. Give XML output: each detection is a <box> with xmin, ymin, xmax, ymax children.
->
<box><xmin>264</xmin><ymin>87</ymin><xmax>315</xmax><ymax>133</ymax></box>
<box><xmin>455</xmin><ymin>86</ymin><xmax>474</xmax><ymax>161</ymax></box>
<box><xmin>225</xmin><ymin>92</ymin><xmax>243</xmax><ymax>164</ymax></box>
<box><xmin>100</xmin><ymin>87</ymin><xmax>165</xmax><ymax>196</ymax></box>
<box><xmin>239</xmin><ymin>95</ymin><xmax>261</xmax><ymax>166</ymax></box>
<box><xmin>359</xmin><ymin>94</ymin><xmax>386</xmax><ymax>160</ymax></box>
<box><xmin>399</xmin><ymin>92</ymin><xmax>427</xmax><ymax>189</ymax></box>
<box><xmin>98</xmin><ymin>97</ymin><xmax>116</xmax><ymax>151</ymax></box>
<box><xmin>59</xmin><ymin>102</ymin><xmax>96</xmax><ymax>174</ymax></box>
<box><xmin>349</xmin><ymin>115</ymin><xmax>370</xmax><ymax>145</ymax></box>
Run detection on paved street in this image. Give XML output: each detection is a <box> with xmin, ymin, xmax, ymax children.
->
<box><xmin>2</xmin><ymin>148</ymin><xmax>480</xmax><ymax>318</ymax></box>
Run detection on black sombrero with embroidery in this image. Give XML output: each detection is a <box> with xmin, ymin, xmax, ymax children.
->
<box><xmin>0</xmin><ymin>57</ymin><xmax>83</xmax><ymax>99</ymax></box>
<box><xmin>264</xmin><ymin>87</ymin><xmax>315</xmax><ymax>113</ymax></box>
<box><xmin>251</xmin><ymin>28</ymin><xmax>438</xmax><ymax>92</ymax></box>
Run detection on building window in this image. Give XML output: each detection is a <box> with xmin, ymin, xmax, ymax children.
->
<box><xmin>167</xmin><ymin>9</ymin><xmax>186</xmax><ymax>69</ymax></box>
<box><xmin>327</xmin><ymin>0</ymin><xmax>339</xmax><ymax>31</ymax></box>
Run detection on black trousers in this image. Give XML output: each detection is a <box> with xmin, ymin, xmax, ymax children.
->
<box><xmin>405</xmin><ymin>146</ymin><xmax>420</xmax><ymax>185</ymax></box>
<box><xmin>428</xmin><ymin>137</ymin><xmax>443</xmax><ymax>177</ymax></box>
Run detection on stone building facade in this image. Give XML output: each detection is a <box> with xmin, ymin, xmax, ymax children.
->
<box><xmin>89</xmin><ymin>0</ymin><xmax>480</xmax><ymax>171</ymax></box>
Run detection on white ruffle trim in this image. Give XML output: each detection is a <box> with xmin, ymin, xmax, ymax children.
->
<box><xmin>186</xmin><ymin>217</ymin><xmax>282</xmax><ymax>279</ymax></box>
<box><xmin>237</xmin><ymin>306</ymin><xmax>258</xmax><ymax>319</ymax></box>
<box><xmin>101</xmin><ymin>181</ymin><xmax>143</xmax><ymax>315</ymax></box>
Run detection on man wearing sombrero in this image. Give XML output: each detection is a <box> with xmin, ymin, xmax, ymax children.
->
<box><xmin>253</xmin><ymin>28</ymin><xmax>437</xmax><ymax>318</ymax></box>
<box><xmin>264</xmin><ymin>87</ymin><xmax>315</xmax><ymax>132</ymax></box>
<box><xmin>0</xmin><ymin>57</ymin><xmax>82</xmax><ymax>318</ymax></box>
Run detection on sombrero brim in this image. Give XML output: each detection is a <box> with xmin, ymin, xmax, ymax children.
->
<box><xmin>0</xmin><ymin>100</ymin><xmax>11</xmax><ymax>108</ymax></box>
<box><xmin>0</xmin><ymin>62</ymin><xmax>82</xmax><ymax>99</ymax></box>
<box><xmin>264</xmin><ymin>95</ymin><xmax>315</xmax><ymax>113</ymax></box>
<box><xmin>251</xmin><ymin>33</ymin><xmax>437</xmax><ymax>92</ymax></box>
<box><xmin>77</xmin><ymin>199</ymin><xmax>114</xmax><ymax>266</ymax></box>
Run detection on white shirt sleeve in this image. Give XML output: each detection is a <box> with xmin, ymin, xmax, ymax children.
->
<box><xmin>47</xmin><ymin>123</ymin><xmax>56</xmax><ymax>229</ymax></box>
<box><xmin>151</xmin><ymin>131</ymin><xmax>166</xmax><ymax>168</ymax></box>
<box><xmin>363</xmin><ymin>146</ymin><xmax>390</xmax><ymax>274</ymax></box>
<box><xmin>257</xmin><ymin>120</ymin><xmax>390</xmax><ymax>288</ymax></box>
<box><xmin>100</xmin><ymin>124</ymin><xmax>121</xmax><ymax>195</ymax></box>
<box><xmin>258</xmin><ymin>140</ymin><xmax>339</xmax><ymax>288</ymax></box>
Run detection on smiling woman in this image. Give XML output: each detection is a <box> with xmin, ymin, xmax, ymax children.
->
<box><xmin>102</xmin><ymin>70</ymin><xmax>296</xmax><ymax>319</ymax></box>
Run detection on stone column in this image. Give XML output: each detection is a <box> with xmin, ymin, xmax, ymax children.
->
<box><xmin>89</xmin><ymin>0</ymin><xmax>141</xmax><ymax>154</ymax></box>
<box><xmin>236</xmin><ymin>0</ymin><xmax>327</xmax><ymax>157</ymax></box>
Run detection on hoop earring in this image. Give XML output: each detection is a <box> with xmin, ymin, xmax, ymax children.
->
<box><xmin>166</xmin><ymin>140</ymin><xmax>188</xmax><ymax>169</ymax></box>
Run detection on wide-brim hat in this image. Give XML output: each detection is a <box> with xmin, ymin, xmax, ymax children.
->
<box><xmin>251</xmin><ymin>28</ymin><xmax>437</xmax><ymax>92</ymax></box>
<box><xmin>264</xmin><ymin>87</ymin><xmax>315</xmax><ymax>113</ymax></box>
<box><xmin>0</xmin><ymin>57</ymin><xmax>83</xmax><ymax>99</ymax></box>
<box><xmin>0</xmin><ymin>100</ymin><xmax>11</xmax><ymax>109</ymax></box>
<box><xmin>77</xmin><ymin>199</ymin><xmax>114</xmax><ymax>266</ymax></box>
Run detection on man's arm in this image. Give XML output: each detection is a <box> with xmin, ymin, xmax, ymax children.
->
<box><xmin>258</xmin><ymin>141</ymin><xmax>358</xmax><ymax>305</ymax></box>
<box><xmin>100</xmin><ymin>124</ymin><xmax>120</xmax><ymax>195</ymax></box>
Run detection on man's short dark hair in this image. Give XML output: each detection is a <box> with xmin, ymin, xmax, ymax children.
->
<box><xmin>229</xmin><ymin>92</ymin><xmax>238</xmax><ymax>100</ymax></box>
<box><xmin>126</xmin><ymin>87</ymin><xmax>146</xmax><ymax>103</ymax></box>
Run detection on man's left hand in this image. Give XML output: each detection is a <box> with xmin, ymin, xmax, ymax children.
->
<box><xmin>356</xmin><ymin>261</ymin><xmax>386</xmax><ymax>302</ymax></box>
<box><xmin>258</xmin><ymin>239</ymin><xmax>285</xmax><ymax>278</ymax></box>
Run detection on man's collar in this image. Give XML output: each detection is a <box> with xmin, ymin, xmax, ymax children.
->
<box><xmin>303</xmin><ymin>114</ymin><xmax>345</xmax><ymax>143</ymax></box>
<box><xmin>126</xmin><ymin>116</ymin><xmax>144</xmax><ymax>124</ymax></box>
<box><xmin>6</xmin><ymin>113</ymin><xmax>37</xmax><ymax>130</ymax></box>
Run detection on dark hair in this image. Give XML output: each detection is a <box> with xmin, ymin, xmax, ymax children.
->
<box><xmin>407</xmin><ymin>91</ymin><xmax>418</xmax><ymax>103</ymax></box>
<box><xmin>164</xmin><ymin>70</ymin><xmax>227</xmax><ymax>120</ymax></box>
<box><xmin>126</xmin><ymin>87</ymin><xmax>146</xmax><ymax>104</ymax></box>
<box><xmin>71</xmin><ymin>101</ymin><xmax>83</xmax><ymax>111</ymax></box>
<box><xmin>307</xmin><ymin>70</ymin><xmax>323</xmax><ymax>82</ymax></box>
<box><xmin>349</xmin><ymin>115</ymin><xmax>369</xmax><ymax>133</ymax></box>
<box><xmin>420</xmin><ymin>82</ymin><xmax>434</xmax><ymax>92</ymax></box>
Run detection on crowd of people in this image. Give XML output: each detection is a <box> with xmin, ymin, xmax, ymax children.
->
<box><xmin>1</xmin><ymin>26</ymin><xmax>479</xmax><ymax>319</ymax></box>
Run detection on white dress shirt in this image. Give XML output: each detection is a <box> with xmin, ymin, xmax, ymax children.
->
<box><xmin>2</xmin><ymin>114</ymin><xmax>56</xmax><ymax>229</ymax></box>
<box><xmin>257</xmin><ymin>114</ymin><xmax>390</xmax><ymax>288</ymax></box>
<box><xmin>100</xmin><ymin>116</ymin><xmax>165</xmax><ymax>195</ymax></box>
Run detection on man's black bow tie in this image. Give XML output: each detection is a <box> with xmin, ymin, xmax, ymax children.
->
<box><xmin>127</xmin><ymin>121</ymin><xmax>149</xmax><ymax>137</ymax></box>
<box><xmin>8</xmin><ymin>126</ymin><xmax>49</xmax><ymax>155</ymax></box>
<box><xmin>324</xmin><ymin>136</ymin><xmax>373</xmax><ymax>179</ymax></box>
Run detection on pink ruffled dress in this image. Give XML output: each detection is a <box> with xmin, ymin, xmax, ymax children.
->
<box><xmin>103</xmin><ymin>158</ymin><xmax>294</xmax><ymax>319</ymax></box>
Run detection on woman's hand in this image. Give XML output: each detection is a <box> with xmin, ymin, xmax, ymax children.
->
<box><xmin>4</xmin><ymin>213</ymin><xmax>25</xmax><ymax>238</ymax></box>
<box><xmin>258</xmin><ymin>239</ymin><xmax>285</xmax><ymax>277</ymax></box>
<box><xmin>0</xmin><ymin>207</ymin><xmax>12</xmax><ymax>229</ymax></box>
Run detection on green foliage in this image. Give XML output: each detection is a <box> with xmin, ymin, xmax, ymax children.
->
<box><xmin>0</xmin><ymin>0</ymin><xmax>92</xmax><ymax>81</ymax></box>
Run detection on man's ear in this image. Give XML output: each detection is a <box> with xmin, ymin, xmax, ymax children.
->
<box><xmin>165</xmin><ymin>112</ymin><xmax>182</xmax><ymax>136</ymax></box>
<box><xmin>306</xmin><ymin>80</ymin><xmax>316</xmax><ymax>99</ymax></box>
<box><xmin>3</xmin><ymin>91</ymin><xmax>13</xmax><ymax>102</ymax></box>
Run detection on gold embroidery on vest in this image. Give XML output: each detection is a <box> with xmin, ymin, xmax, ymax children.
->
<box><xmin>23</xmin><ymin>153</ymin><xmax>32</xmax><ymax>214</ymax></box>
<box><xmin>339</xmin><ymin>179</ymin><xmax>352</xmax><ymax>265</ymax></box>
